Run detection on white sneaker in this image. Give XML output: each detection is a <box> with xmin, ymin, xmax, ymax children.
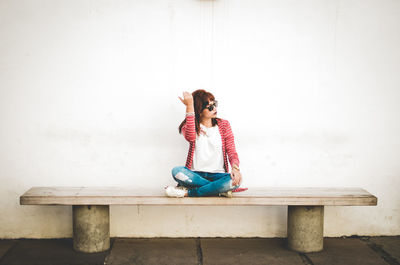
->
<box><xmin>165</xmin><ymin>186</ymin><xmax>187</xmax><ymax>198</ymax></box>
<box><xmin>219</xmin><ymin>190</ymin><xmax>233</xmax><ymax>198</ymax></box>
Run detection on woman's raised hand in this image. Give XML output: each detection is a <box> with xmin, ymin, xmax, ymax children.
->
<box><xmin>178</xmin><ymin>92</ymin><xmax>194</xmax><ymax>107</ymax></box>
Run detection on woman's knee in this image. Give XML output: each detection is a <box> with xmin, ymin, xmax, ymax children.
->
<box><xmin>172</xmin><ymin>167</ymin><xmax>195</xmax><ymax>184</ymax></box>
<box><xmin>171</xmin><ymin>166</ymin><xmax>186</xmax><ymax>178</ymax></box>
<box><xmin>171</xmin><ymin>166</ymin><xmax>192</xmax><ymax>183</ymax></box>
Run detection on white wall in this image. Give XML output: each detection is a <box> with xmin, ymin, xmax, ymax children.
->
<box><xmin>1</xmin><ymin>0</ymin><xmax>399</xmax><ymax>238</ymax></box>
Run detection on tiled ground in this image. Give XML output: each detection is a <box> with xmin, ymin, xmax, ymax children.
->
<box><xmin>0</xmin><ymin>237</ymin><xmax>398</xmax><ymax>265</ymax></box>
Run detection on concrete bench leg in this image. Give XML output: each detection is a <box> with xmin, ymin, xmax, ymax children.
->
<box><xmin>72</xmin><ymin>205</ymin><xmax>110</xmax><ymax>253</ymax></box>
<box><xmin>287</xmin><ymin>206</ymin><xmax>324</xmax><ymax>253</ymax></box>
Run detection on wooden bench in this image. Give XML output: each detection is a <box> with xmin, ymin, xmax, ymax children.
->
<box><xmin>20</xmin><ymin>187</ymin><xmax>377</xmax><ymax>253</ymax></box>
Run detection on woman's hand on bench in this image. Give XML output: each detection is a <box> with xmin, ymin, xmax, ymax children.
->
<box><xmin>231</xmin><ymin>166</ymin><xmax>242</xmax><ymax>186</ymax></box>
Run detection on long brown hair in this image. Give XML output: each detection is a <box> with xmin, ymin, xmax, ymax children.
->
<box><xmin>178</xmin><ymin>89</ymin><xmax>218</xmax><ymax>135</ymax></box>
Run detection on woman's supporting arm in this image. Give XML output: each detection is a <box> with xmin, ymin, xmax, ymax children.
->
<box><xmin>225</xmin><ymin>120</ymin><xmax>240</xmax><ymax>168</ymax></box>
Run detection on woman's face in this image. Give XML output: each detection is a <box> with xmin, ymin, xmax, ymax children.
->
<box><xmin>200</xmin><ymin>100</ymin><xmax>218</xmax><ymax>119</ymax></box>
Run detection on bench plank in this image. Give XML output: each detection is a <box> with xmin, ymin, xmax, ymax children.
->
<box><xmin>20</xmin><ymin>187</ymin><xmax>377</xmax><ymax>206</ymax></box>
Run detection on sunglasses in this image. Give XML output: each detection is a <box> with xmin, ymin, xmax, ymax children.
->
<box><xmin>203</xmin><ymin>100</ymin><xmax>218</xmax><ymax>111</ymax></box>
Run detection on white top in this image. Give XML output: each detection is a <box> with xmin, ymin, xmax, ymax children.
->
<box><xmin>192</xmin><ymin>123</ymin><xmax>225</xmax><ymax>173</ymax></box>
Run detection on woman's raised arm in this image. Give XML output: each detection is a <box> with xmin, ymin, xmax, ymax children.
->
<box><xmin>179</xmin><ymin>92</ymin><xmax>196</xmax><ymax>142</ymax></box>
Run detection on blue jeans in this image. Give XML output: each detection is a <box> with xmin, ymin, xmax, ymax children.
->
<box><xmin>171</xmin><ymin>166</ymin><xmax>240</xmax><ymax>197</ymax></box>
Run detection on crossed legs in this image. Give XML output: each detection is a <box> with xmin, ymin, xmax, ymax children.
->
<box><xmin>171</xmin><ymin>166</ymin><xmax>239</xmax><ymax>197</ymax></box>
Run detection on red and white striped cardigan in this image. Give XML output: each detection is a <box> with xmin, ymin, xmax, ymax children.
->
<box><xmin>181</xmin><ymin>114</ymin><xmax>240</xmax><ymax>173</ymax></box>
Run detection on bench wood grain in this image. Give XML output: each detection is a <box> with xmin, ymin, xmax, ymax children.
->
<box><xmin>20</xmin><ymin>187</ymin><xmax>377</xmax><ymax>206</ymax></box>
